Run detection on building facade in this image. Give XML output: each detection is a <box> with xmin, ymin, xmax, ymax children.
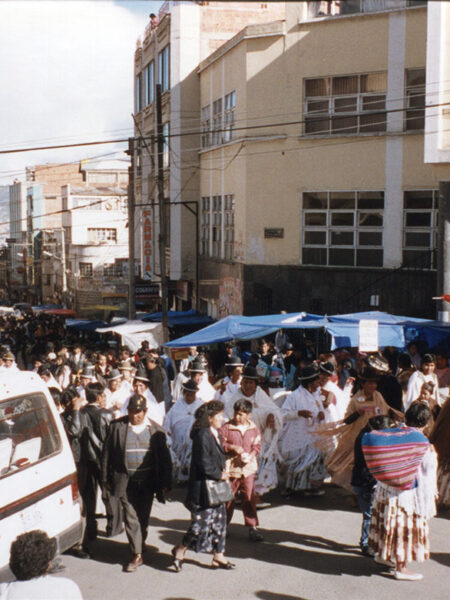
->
<box><xmin>133</xmin><ymin>1</ymin><xmax>286</xmax><ymax>311</ymax></box>
<box><xmin>61</xmin><ymin>159</ymin><xmax>130</xmax><ymax>314</ymax></box>
<box><xmin>197</xmin><ymin>0</ymin><xmax>437</xmax><ymax>318</ymax></box>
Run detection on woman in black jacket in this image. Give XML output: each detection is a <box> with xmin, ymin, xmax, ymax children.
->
<box><xmin>170</xmin><ymin>400</ymin><xmax>235</xmax><ymax>571</ymax></box>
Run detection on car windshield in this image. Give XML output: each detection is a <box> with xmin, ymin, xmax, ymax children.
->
<box><xmin>0</xmin><ymin>393</ymin><xmax>61</xmax><ymax>478</ymax></box>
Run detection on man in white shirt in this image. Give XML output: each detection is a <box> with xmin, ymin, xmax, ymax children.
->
<box><xmin>0</xmin><ymin>530</ymin><xmax>82</xmax><ymax>600</ymax></box>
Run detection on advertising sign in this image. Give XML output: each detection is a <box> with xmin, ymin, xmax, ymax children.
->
<box><xmin>143</xmin><ymin>209</ymin><xmax>152</xmax><ymax>280</ymax></box>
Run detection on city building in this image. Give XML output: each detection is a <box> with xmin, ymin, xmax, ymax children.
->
<box><xmin>424</xmin><ymin>0</ymin><xmax>450</xmax><ymax>321</ymax></box>
<box><xmin>61</xmin><ymin>158</ymin><xmax>130</xmax><ymax>314</ymax></box>
<box><xmin>133</xmin><ymin>1</ymin><xmax>286</xmax><ymax>311</ymax></box>
<box><xmin>197</xmin><ymin>0</ymin><xmax>436</xmax><ymax>318</ymax></box>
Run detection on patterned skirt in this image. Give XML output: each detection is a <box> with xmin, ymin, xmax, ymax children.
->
<box><xmin>369</xmin><ymin>498</ymin><xmax>430</xmax><ymax>564</ymax></box>
<box><xmin>437</xmin><ymin>464</ymin><xmax>450</xmax><ymax>507</ymax></box>
<box><xmin>284</xmin><ymin>444</ymin><xmax>327</xmax><ymax>491</ymax></box>
<box><xmin>182</xmin><ymin>504</ymin><xmax>227</xmax><ymax>554</ymax></box>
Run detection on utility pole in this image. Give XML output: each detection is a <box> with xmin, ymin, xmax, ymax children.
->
<box><xmin>156</xmin><ymin>83</ymin><xmax>168</xmax><ymax>341</ymax></box>
<box><xmin>127</xmin><ymin>137</ymin><xmax>136</xmax><ymax>320</ymax></box>
<box><xmin>60</xmin><ymin>227</ymin><xmax>67</xmax><ymax>307</ymax></box>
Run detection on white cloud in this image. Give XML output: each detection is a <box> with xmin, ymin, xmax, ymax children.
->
<box><xmin>0</xmin><ymin>0</ymin><xmax>148</xmax><ymax>182</ymax></box>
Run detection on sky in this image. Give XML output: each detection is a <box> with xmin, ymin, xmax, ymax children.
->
<box><xmin>0</xmin><ymin>0</ymin><xmax>163</xmax><ymax>188</ymax></box>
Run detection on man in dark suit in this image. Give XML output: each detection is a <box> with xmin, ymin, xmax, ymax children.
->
<box><xmin>101</xmin><ymin>394</ymin><xmax>172</xmax><ymax>572</ymax></box>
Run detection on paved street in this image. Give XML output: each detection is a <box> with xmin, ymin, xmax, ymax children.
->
<box><xmin>58</xmin><ymin>486</ymin><xmax>449</xmax><ymax>600</ymax></box>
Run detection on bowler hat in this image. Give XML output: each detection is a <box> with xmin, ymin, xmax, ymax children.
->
<box><xmin>182</xmin><ymin>379</ymin><xmax>199</xmax><ymax>393</ymax></box>
<box><xmin>189</xmin><ymin>359</ymin><xmax>206</xmax><ymax>373</ymax></box>
<box><xmin>366</xmin><ymin>354</ymin><xmax>390</xmax><ymax>373</ymax></box>
<box><xmin>128</xmin><ymin>394</ymin><xmax>147</xmax><ymax>412</ymax></box>
<box><xmin>107</xmin><ymin>369</ymin><xmax>122</xmax><ymax>381</ymax></box>
<box><xmin>224</xmin><ymin>355</ymin><xmax>244</xmax><ymax>367</ymax></box>
<box><xmin>134</xmin><ymin>364</ymin><xmax>149</xmax><ymax>383</ymax></box>
<box><xmin>359</xmin><ymin>367</ymin><xmax>379</xmax><ymax>381</ymax></box>
<box><xmin>319</xmin><ymin>361</ymin><xmax>335</xmax><ymax>376</ymax></box>
<box><xmin>242</xmin><ymin>366</ymin><xmax>259</xmax><ymax>380</ymax></box>
<box><xmin>298</xmin><ymin>364</ymin><xmax>320</xmax><ymax>381</ymax></box>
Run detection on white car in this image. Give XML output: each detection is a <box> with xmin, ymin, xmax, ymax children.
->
<box><xmin>0</xmin><ymin>371</ymin><xmax>82</xmax><ymax>578</ymax></box>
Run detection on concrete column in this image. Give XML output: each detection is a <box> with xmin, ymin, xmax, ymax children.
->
<box><xmin>437</xmin><ymin>181</ymin><xmax>450</xmax><ymax>321</ymax></box>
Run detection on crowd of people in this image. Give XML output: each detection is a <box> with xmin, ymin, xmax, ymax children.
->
<box><xmin>0</xmin><ymin>311</ymin><xmax>449</xmax><ymax>585</ymax></box>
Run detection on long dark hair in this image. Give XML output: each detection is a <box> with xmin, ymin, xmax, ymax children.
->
<box><xmin>191</xmin><ymin>400</ymin><xmax>224</xmax><ymax>432</ymax></box>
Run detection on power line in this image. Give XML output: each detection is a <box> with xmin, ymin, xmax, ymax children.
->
<box><xmin>1</xmin><ymin>99</ymin><xmax>449</xmax><ymax>156</ymax></box>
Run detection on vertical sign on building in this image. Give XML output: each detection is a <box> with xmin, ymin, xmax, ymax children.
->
<box><xmin>143</xmin><ymin>209</ymin><xmax>152</xmax><ymax>280</ymax></box>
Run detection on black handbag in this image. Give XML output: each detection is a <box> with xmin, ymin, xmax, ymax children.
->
<box><xmin>205</xmin><ymin>479</ymin><xmax>235</xmax><ymax>507</ymax></box>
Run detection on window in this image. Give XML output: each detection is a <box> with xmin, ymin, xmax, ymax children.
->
<box><xmin>212</xmin><ymin>99</ymin><xmax>223</xmax><ymax>146</ymax></box>
<box><xmin>162</xmin><ymin>123</ymin><xmax>169</xmax><ymax>168</ymax></box>
<box><xmin>103</xmin><ymin>262</ymin><xmax>123</xmax><ymax>280</ymax></box>
<box><xmin>302</xmin><ymin>191</ymin><xmax>384</xmax><ymax>267</ymax></box>
<box><xmin>403</xmin><ymin>191</ymin><xmax>438</xmax><ymax>269</ymax></box>
<box><xmin>201</xmin><ymin>105</ymin><xmax>211</xmax><ymax>148</ymax></box>
<box><xmin>158</xmin><ymin>46</ymin><xmax>170</xmax><ymax>93</ymax></box>
<box><xmin>87</xmin><ymin>228</ymin><xmax>117</xmax><ymax>243</ymax></box>
<box><xmin>79</xmin><ymin>262</ymin><xmax>93</xmax><ymax>277</ymax></box>
<box><xmin>304</xmin><ymin>72</ymin><xmax>387</xmax><ymax>135</ymax></box>
<box><xmin>405</xmin><ymin>68</ymin><xmax>425</xmax><ymax>131</ymax></box>
<box><xmin>224</xmin><ymin>194</ymin><xmax>235</xmax><ymax>261</ymax></box>
<box><xmin>307</xmin><ymin>1</ymin><xmax>422</xmax><ymax>19</ymax></box>
<box><xmin>200</xmin><ymin>196</ymin><xmax>210</xmax><ymax>256</ymax></box>
<box><xmin>0</xmin><ymin>393</ymin><xmax>61</xmax><ymax>479</ymax></box>
<box><xmin>223</xmin><ymin>92</ymin><xmax>236</xmax><ymax>143</ymax></box>
<box><xmin>136</xmin><ymin>73</ymin><xmax>142</xmax><ymax>113</ymax></box>
<box><xmin>144</xmin><ymin>60</ymin><xmax>155</xmax><ymax>106</ymax></box>
<box><xmin>212</xmin><ymin>195</ymin><xmax>222</xmax><ymax>257</ymax></box>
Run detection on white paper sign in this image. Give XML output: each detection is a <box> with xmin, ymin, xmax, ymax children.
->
<box><xmin>359</xmin><ymin>319</ymin><xmax>379</xmax><ymax>352</ymax></box>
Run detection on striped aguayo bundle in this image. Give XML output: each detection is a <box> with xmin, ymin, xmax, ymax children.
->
<box><xmin>361</xmin><ymin>427</ymin><xmax>429</xmax><ymax>490</ymax></box>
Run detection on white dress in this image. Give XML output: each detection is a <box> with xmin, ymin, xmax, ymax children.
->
<box><xmin>279</xmin><ymin>385</ymin><xmax>327</xmax><ymax>490</ymax></box>
<box><xmin>164</xmin><ymin>396</ymin><xmax>204</xmax><ymax>481</ymax></box>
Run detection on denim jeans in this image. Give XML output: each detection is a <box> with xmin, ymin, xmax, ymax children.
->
<box><xmin>352</xmin><ymin>485</ymin><xmax>372</xmax><ymax>548</ymax></box>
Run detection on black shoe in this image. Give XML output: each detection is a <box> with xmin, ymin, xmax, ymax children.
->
<box><xmin>66</xmin><ymin>546</ymin><xmax>90</xmax><ymax>559</ymax></box>
<box><xmin>361</xmin><ymin>545</ymin><xmax>375</xmax><ymax>557</ymax></box>
<box><xmin>211</xmin><ymin>559</ymin><xmax>236</xmax><ymax>570</ymax></box>
<box><xmin>249</xmin><ymin>527</ymin><xmax>264</xmax><ymax>542</ymax></box>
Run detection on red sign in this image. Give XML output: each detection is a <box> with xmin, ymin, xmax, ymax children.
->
<box><xmin>143</xmin><ymin>209</ymin><xmax>152</xmax><ymax>280</ymax></box>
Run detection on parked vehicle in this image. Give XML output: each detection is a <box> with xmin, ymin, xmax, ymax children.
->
<box><xmin>0</xmin><ymin>372</ymin><xmax>82</xmax><ymax>577</ymax></box>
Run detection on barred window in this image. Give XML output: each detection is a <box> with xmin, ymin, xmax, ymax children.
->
<box><xmin>402</xmin><ymin>191</ymin><xmax>438</xmax><ymax>269</ymax></box>
<box><xmin>144</xmin><ymin>60</ymin><xmax>155</xmax><ymax>106</ymax></box>
<box><xmin>87</xmin><ymin>228</ymin><xmax>117</xmax><ymax>243</ymax></box>
<box><xmin>158</xmin><ymin>46</ymin><xmax>170</xmax><ymax>92</ymax></box>
<box><xmin>79</xmin><ymin>262</ymin><xmax>93</xmax><ymax>277</ymax></box>
<box><xmin>223</xmin><ymin>92</ymin><xmax>236</xmax><ymax>143</ymax></box>
<box><xmin>405</xmin><ymin>68</ymin><xmax>425</xmax><ymax>131</ymax></box>
<box><xmin>304</xmin><ymin>72</ymin><xmax>387</xmax><ymax>136</ymax></box>
<box><xmin>302</xmin><ymin>191</ymin><xmax>384</xmax><ymax>267</ymax></box>
<box><xmin>201</xmin><ymin>105</ymin><xmax>211</xmax><ymax>148</ymax></box>
<box><xmin>212</xmin><ymin>195</ymin><xmax>222</xmax><ymax>257</ymax></box>
<box><xmin>224</xmin><ymin>194</ymin><xmax>235</xmax><ymax>261</ymax></box>
<box><xmin>212</xmin><ymin>99</ymin><xmax>223</xmax><ymax>146</ymax></box>
<box><xmin>200</xmin><ymin>196</ymin><xmax>210</xmax><ymax>256</ymax></box>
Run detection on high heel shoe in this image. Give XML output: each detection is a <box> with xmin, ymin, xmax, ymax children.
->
<box><xmin>211</xmin><ymin>558</ymin><xmax>236</xmax><ymax>570</ymax></box>
<box><xmin>171</xmin><ymin>546</ymin><xmax>183</xmax><ymax>572</ymax></box>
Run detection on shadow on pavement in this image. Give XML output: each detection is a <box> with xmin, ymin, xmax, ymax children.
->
<box><xmin>430</xmin><ymin>552</ymin><xmax>450</xmax><ymax>567</ymax></box>
<box><xmin>255</xmin><ymin>592</ymin><xmax>309</xmax><ymax>600</ymax></box>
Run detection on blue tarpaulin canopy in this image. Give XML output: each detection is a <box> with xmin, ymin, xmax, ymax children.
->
<box><xmin>165</xmin><ymin>310</ymin><xmax>445</xmax><ymax>350</ymax></box>
<box><xmin>141</xmin><ymin>309</ymin><xmax>214</xmax><ymax>328</ymax></box>
<box><xmin>165</xmin><ymin>313</ymin><xmax>325</xmax><ymax>348</ymax></box>
<box><xmin>66</xmin><ymin>319</ymin><xmax>112</xmax><ymax>331</ymax></box>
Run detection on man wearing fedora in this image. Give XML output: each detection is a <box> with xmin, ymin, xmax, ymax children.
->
<box><xmin>164</xmin><ymin>380</ymin><xmax>203</xmax><ymax>482</ymax></box>
<box><xmin>101</xmin><ymin>394</ymin><xmax>172</xmax><ymax>572</ymax></box>
<box><xmin>104</xmin><ymin>368</ymin><xmax>131</xmax><ymax>416</ymax></box>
